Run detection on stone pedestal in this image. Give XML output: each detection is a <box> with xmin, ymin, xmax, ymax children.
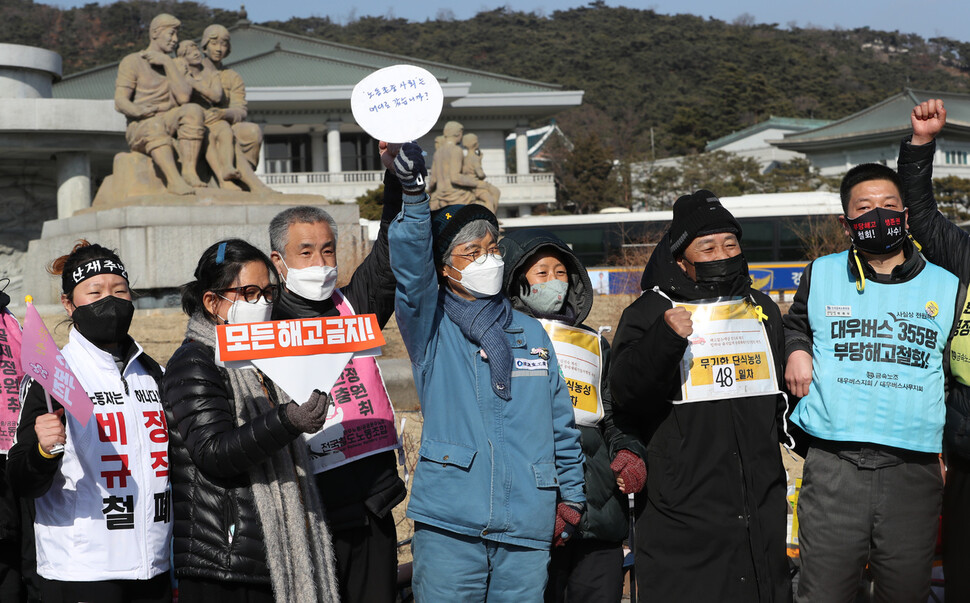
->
<box><xmin>92</xmin><ymin>152</ymin><xmax>167</xmax><ymax>207</ymax></box>
<box><xmin>23</xmin><ymin>197</ymin><xmax>365</xmax><ymax>305</ymax></box>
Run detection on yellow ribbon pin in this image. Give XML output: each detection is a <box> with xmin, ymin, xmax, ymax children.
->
<box><xmin>754</xmin><ymin>305</ymin><xmax>768</xmax><ymax>322</ymax></box>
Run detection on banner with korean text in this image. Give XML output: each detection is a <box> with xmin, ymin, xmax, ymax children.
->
<box><xmin>0</xmin><ymin>311</ymin><xmax>24</xmax><ymax>452</ymax></box>
<box><xmin>216</xmin><ymin>314</ymin><xmax>385</xmax><ymax>362</ymax></box>
<box><xmin>216</xmin><ymin>313</ymin><xmax>396</xmax><ymax>473</ymax></box>
<box><xmin>674</xmin><ymin>298</ymin><xmax>781</xmax><ymax>404</ymax></box>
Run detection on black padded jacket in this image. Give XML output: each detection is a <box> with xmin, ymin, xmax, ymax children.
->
<box><xmin>609</xmin><ymin>235</ymin><xmax>791</xmax><ymax>602</ymax></box>
<box><xmin>160</xmin><ymin>339</ymin><xmax>302</xmax><ymax>584</ymax></box>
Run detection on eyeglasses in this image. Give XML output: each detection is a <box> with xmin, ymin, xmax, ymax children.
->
<box><xmin>216</xmin><ymin>284</ymin><xmax>278</xmax><ymax>304</ymax></box>
<box><xmin>451</xmin><ymin>247</ymin><xmax>505</xmax><ymax>265</ymax></box>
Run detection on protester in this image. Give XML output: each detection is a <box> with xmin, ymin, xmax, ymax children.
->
<box><xmin>6</xmin><ymin>241</ymin><xmax>171</xmax><ymax>603</ymax></box>
<box><xmin>785</xmin><ymin>158</ymin><xmax>960</xmax><ymax>602</ymax></box>
<box><xmin>0</xmin><ymin>285</ymin><xmax>34</xmax><ymax>603</ymax></box>
<box><xmin>610</xmin><ymin>190</ymin><xmax>791</xmax><ymax>602</ymax></box>
<box><xmin>499</xmin><ymin>228</ymin><xmax>646</xmax><ymax>603</ymax></box>
<box><xmin>388</xmin><ymin>143</ymin><xmax>586</xmax><ymax>601</ymax></box>
<box><xmin>268</xmin><ymin>152</ymin><xmax>406</xmax><ymax>602</ymax></box>
<box><xmin>161</xmin><ymin>239</ymin><xmax>338</xmax><ymax>602</ymax></box>
<box><xmin>896</xmin><ymin>98</ymin><xmax>970</xmax><ymax>601</ymax></box>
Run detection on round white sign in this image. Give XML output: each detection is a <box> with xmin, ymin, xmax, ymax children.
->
<box><xmin>351</xmin><ymin>64</ymin><xmax>444</xmax><ymax>144</ymax></box>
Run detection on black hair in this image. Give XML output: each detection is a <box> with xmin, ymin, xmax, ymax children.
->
<box><xmin>515</xmin><ymin>246</ymin><xmax>568</xmax><ymax>296</ymax></box>
<box><xmin>181</xmin><ymin>238</ymin><xmax>277</xmax><ymax>318</ymax></box>
<box><xmin>48</xmin><ymin>240</ymin><xmax>126</xmax><ymax>301</ymax></box>
<box><xmin>839</xmin><ymin>163</ymin><xmax>902</xmax><ymax>213</ymax></box>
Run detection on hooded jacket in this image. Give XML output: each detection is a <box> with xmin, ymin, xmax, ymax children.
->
<box><xmin>609</xmin><ymin>234</ymin><xmax>791</xmax><ymax>603</ymax></box>
<box><xmin>499</xmin><ymin>228</ymin><xmax>645</xmax><ymax>544</ymax></box>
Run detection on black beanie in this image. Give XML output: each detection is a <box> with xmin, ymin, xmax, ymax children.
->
<box><xmin>431</xmin><ymin>204</ymin><xmax>499</xmax><ymax>263</ymax></box>
<box><xmin>668</xmin><ymin>189</ymin><xmax>742</xmax><ymax>257</ymax></box>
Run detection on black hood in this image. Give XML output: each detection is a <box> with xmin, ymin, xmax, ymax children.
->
<box><xmin>498</xmin><ymin>228</ymin><xmax>593</xmax><ymax>326</ymax></box>
<box><xmin>641</xmin><ymin>233</ymin><xmax>752</xmax><ymax>302</ymax></box>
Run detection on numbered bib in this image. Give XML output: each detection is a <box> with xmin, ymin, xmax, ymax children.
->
<box><xmin>540</xmin><ymin>320</ymin><xmax>604</xmax><ymax>427</ymax></box>
<box><xmin>672</xmin><ymin>297</ymin><xmax>781</xmax><ymax>404</ymax></box>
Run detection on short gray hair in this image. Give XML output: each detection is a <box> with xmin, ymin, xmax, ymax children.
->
<box><xmin>269</xmin><ymin>206</ymin><xmax>338</xmax><ymax>254</ymax></box>
<box><xmin>444</xmin><ymin>220</ymin><xmax>499</xmax><ymax>267</ymax></box>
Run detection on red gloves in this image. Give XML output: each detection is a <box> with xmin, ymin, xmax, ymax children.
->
<box><xmin>553</xmin><ymin>501</ymin><xmax>584</xmax><ymax>547</ymax></box>
<box><xmin>611</xmin><ymin>449</ymin><xmax>647</xmax><ymax>494</ymax></box>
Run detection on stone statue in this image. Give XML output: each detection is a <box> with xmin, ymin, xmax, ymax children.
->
<box><xmin>429</xmin><ymin>121</ymin><xmax>495</xmax><ymax>211</ymax></box>
<box><xmin>198</xmin><ymin>24</ymin><xmax>272</xmax><ymax>194</ymax></box>
<box><xmin>114</xmin><ymin>13</ymin><xmax>205</xmax><ymax>195</ymax></box>
<box><xmin>426</xmin><ymin>135</ymin><xmax>444</xmax><ymax>194</ymax></box>
<box><xmin>460</xmin><ymin>133</ymin><xmax>500</xmax><ymax>214</ymax></box>
<box><xmin>175</xmin><ymin>40</ymin><xmax>241</xmax><ymax>188</ymax></box>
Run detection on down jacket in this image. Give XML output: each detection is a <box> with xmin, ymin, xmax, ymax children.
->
<box><xmin>499</xmin><ymin>228</ymin><xmax>646</xmax><ymax>543</ymax></box>
<box><xmin>161</xmin><ymin>340</ymin><xmax>302</xmax><ymax>584</ymax></box>
<box><xmin>609</xmin><ymin>235</ymin><xmax>791</xmax><ymax>602</ymax></box>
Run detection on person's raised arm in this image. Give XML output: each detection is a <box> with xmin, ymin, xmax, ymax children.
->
<box><xmin>900</xmin><ymin>99</ymin><xmax>970</xmax><ymax>279</ymax></box>
<box><xmin>340</xmin><ymin>141</ymin><xmax>405</xmax><ymax>327</ymax></box>
<box><xmin>388</xmin><ymin>144</ymin><xmax>437</xmax><ymax>367</ymax></box>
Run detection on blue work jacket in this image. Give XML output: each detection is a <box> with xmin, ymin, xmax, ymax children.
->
<box><xmin>389</xmin><ymin>194</ymin><xmax>586</xmax><ymax>550</ymax></box>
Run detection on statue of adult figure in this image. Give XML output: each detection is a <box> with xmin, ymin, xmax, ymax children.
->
<box><xmin>114</xmin><ymin>13</ymin><xmax>206</xmax><ymax>195</ymax></box>
<box><xmin>461</xmin><ymin>133</ymin><xmax>501</xmax><ymax>213</ymax></box>
<box><xmin>200</xmin><ymin>24</ymin><xmax>273</xmax><ymax>194</ymax></box>
<box><xmin>429</xmin><ymin>121</ymin><xmax>483</xmax><ymax>210</ymax></box>
<box><xmin>175</xmin><ymin>40</ymin><xmax>241</xmax><ymax>188</ymax></box>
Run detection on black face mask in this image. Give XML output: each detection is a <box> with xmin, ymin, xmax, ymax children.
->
<box><xmin>846</xmin><ymin>207</ymin><xmax>907</xmax><ymax>255</ymax></box>
<box><xmin>71</xmin><ymin>295</ymin><xmax>134</xmax><ymax>345</ymax></box>
<box><xmin>691</xmin><ymin>253</ymin><xmax>747</xmax><ymax>283</ymax></box>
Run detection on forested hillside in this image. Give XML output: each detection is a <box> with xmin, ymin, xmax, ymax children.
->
<box><xmin>2</xmin><ymin>0</ymin><xmax>968</xmax><ymax>162</ymax></box>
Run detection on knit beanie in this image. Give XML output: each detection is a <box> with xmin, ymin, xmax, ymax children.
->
<box><xmin>668</xmin><ymin>189</ymin><xmax>742</xmax><ymax>257</ymax></box>
<box><xmin>431</xmin><ymin>204</ymin><xmax>499</xmax><ymax>263</ymax></box>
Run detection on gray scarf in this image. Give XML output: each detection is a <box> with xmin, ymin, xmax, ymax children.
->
<box><xmin>185</xmin><ymin>314</ymin><xmax>340</xmax><ymax>602</ymax></box>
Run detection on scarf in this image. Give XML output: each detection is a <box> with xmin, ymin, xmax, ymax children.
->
<box><xmin>185</xmin><ymin>314</ymin><xmax>339</xmax><ymax>602</ymax></box>
<box><xmin>442</xmin><ymin>291</ymin><xmax>514</xmax><ymax>401</ymax></box>
<box><xmin>273</xmin><ymin>286</ymin><xmax>336</xmax><ymax>320</ymax></box>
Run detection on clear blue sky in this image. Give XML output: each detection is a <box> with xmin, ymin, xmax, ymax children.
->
<box><xmin>35</xmin><ymin>0</ymin><xmax>970</xmax><ymax>42</ymax></box>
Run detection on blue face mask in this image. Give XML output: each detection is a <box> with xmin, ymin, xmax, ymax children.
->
<box><xmin>522</xmin><ymin>279</ymin><xmax>568</xmax><ymax>316</ymax></box>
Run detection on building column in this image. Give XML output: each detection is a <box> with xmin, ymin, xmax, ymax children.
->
<box><xmin>256</xmin><ymin>143</ymin><xmax>266</xmax><ymax>175</ymax></box>
<box><xmin>310</xmin><ymin>128</ymin><xmax>326</xmax><ymax>172</ymax></box>
<box><xmin>327</xmin><ymin>121</ymin><xmax>342</xmax><ymax>173</ymax></box>
<box><xmin>56</xmin><ymin>152</ymin><xmax>91</xmax><ymax>219</ymax></box>
<box><xmin>515</xmin><ymin>126</ymin><xmax>530</xmax><ymax>175</ymax></box>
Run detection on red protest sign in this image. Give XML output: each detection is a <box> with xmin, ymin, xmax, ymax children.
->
<box><xmin>216</xmin><ymin>314</ymin><xmax>385</xmax><ymax>362</ymax></box>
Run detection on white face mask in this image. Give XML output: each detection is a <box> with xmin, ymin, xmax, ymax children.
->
<box><xmin>219</xmin><ymin>295</ymin><xmax>273</xmax><ymax>324</ymax></box>
<box><xmin>449</xmin><ymin>254</ymin><xmax>505</xmax><ymax>298</ymax></box>
<box><xmin>281</xmin><ymin>258</ymin><xmax>338</xmax><ymax>301</ymax></box>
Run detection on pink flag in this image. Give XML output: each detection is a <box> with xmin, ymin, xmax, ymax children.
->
<box><xmin>21</xmin><ymin>301</ymin><xmax>93</xmax><ymax>428</ymax></box>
